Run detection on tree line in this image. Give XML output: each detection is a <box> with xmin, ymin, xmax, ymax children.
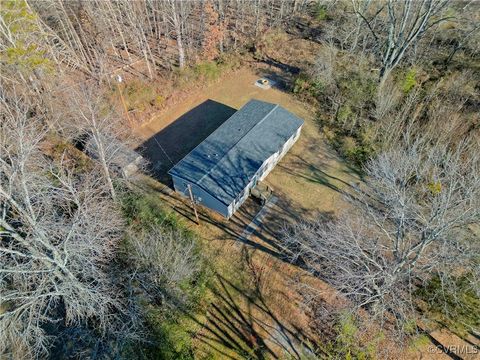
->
<box><xmin>2</xmin><ymin>0</ymin><xmax>309</xmax><ymax>81</ymax></box>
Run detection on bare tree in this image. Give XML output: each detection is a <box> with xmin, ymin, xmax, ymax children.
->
<box><xmin>281</xmin><ymin>136</ymin><xmax>480</xmax><ymax>331</ymax></box>
<box><xmin>373</xmin><ymin>75</ymin><xmax>402</xmax><ymax>120</ymax></box>
<box><xmin>310</xmin><ymin>41</ymin><xmax>338</xmax><ymax>86</ymax></box>
<box><xmin>61</xmin><ymin>86</ymin><xmax>144</xmax><ymax>201</ymax></box>
<box><xmin>122</xmin><ymin>226</ymin><xmax>200</xmax><ymax>306</ymax></box>
<box><xmin>354</xmin><ymin>0</ymin><xmax>452</xmax><ymax>82</ymax></box>
<box><xmin>23</xmin><ymin>0</ymin><xmax>307</xmax><ymax>76</ymax></box>
<box><xmin>0</xmin><ymin>92</ymin><xmax>127</xmax><ymax>358</ymax></box>
<box><xmin>165</xmin><ymin>0</ymin><xmax>187</xmax><ymax>68</ymax></box>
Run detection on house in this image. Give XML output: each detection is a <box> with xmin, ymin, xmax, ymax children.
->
<box><xmin>168</xmin><ymin>99</ymin><xmax>304</xmax><ymax>218</ymax></box>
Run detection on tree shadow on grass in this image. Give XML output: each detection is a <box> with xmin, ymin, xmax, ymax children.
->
<box><xmin>186</xmin><ymin>274</ymin><xmax>320</xmax><ymax>359</ymax></box>
<box><xmin>278</xmin><ymin>154</ymin><xmax>359</xmax><ymax>195</ymax></box>
<box><xmin>136</xmin><ymin>99</ymin><xmax>237</xmax><ymax>186</ymax></box>
<box><xmin>260</xmin><ymin>56</ymin><xmax>301</xmax><ymax>77</ymax></box>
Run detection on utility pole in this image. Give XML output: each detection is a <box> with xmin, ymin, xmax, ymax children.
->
<box><xmin>115</xmin><ymin>75</ymin><xmax>133</xmax><ymax>128</ymax></box>
<box><xmin>187</xmin><ymin>184</ymin><xmax>200</xmax><ymax>224</ymax></box>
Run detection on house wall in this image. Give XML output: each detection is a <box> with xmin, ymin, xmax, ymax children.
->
<box><xmin>259</xmin><ymin>125</ymin><xmax>301</xmax><ymax>181</ymax></box>
<box><xmin>171</xmin><ymin>175</ymin><xmax>230</xmax><ymax>217</ymax></box>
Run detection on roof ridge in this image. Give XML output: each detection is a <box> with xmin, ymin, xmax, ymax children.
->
<box><xmin>197</xmin><ymin>103</ymin><xmax>279</xmax><ymax>184</ymax></box>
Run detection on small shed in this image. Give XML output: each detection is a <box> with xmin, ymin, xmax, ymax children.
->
<box><xmin>168</xmin><ymin>99</ymin><xmax>304</xmax><ymax>218</ymax></box>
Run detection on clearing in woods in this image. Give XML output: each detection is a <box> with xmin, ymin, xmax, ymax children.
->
<box><xmin>134</xmin><ymin>66</ymin><xmax>461</xmax><ymax>359</ymax></box>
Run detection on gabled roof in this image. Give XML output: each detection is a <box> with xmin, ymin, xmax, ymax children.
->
<box><xmin>168</xmin><ymin>99</ymin><xmax>304</xmax><ymax>205</ymax></box>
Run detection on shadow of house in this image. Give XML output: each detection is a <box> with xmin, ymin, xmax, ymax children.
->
<box><xmin>136</xmin><ymin>99</ymin><xmax>237</xmax><ymax>186</ymax></box>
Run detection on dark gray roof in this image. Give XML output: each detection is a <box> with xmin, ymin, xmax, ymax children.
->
<box><xmin>168</xmin><ymin>100</ymin><xmax>304</xmax><ymax>205</ymax></box>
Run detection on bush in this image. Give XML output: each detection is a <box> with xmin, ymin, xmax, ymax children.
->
<box><xmin>322</xmin><ymin>126</ymin><xmax>336</xmax><ymax>142</ymax></box>
<box><xmin>293</xmin><ymin>75</ymin><xmax>309</xmax><ymax>94</ymax></box>
<box><xmin>315</xmin><ymin>4</ymin><xmax>329</xmax><ymax>21</ymax></box>
<box><xmin>323</xmin><ymin>312</ymin><xmax>383</xmax><ymax>360</ymax></box>
<box><xmin>331</xmin><ymin>133</ymin><xmax>376</xmax><ymax>167</ymax></box>
<box><xmin>340</xmin><ymin>136</ymin><xmax>357</xmax><ymax>156</ymax></box>
<box><xmin>337</xmin><ymin>70</ymin><xmax>377</xmax><ymax>109</ymax></box>
<box><xmin>216</xmin><ymin>52</ymin><xmax>243</xmax><ymax>71</ymax></box>
<box><xmin>122</xmin><ymin>191</ymin><xmax>186</xmax><ymax>232</ymax></box>
<box><xmin>293</xmin><ymin>74</ymin><xmax>325</xmax><ymax>99</ymax></box>
<box><xmin>337</xmin><ymin>104</ymin><xmax>353</xmax><ymax>125</ymax></box>
<box><xmin>116</xmin><ymin>80</ymin><xmax>164</xmax><ymax>111</ymax></box>
<box><xmin>193</xmin><ymin>61</ymin><xmax>221</xmax><ymax>81</ymax></box>
<box><xmin>174</xmin><ymin>57</ymin><xmax>238</xmax><ymax>88</ymax></box>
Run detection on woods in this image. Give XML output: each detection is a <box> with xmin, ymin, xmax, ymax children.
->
<box><xmin>1</xmin><ymin>0</ymin><xmax>479</xmax><ymax>358</ymax></box>
<box><xmin>4</xmin><ymin>0</ymin><xmax>306</xmax><ymax>78</ymax></box>
<box><xmin>0</xmin><ymin>92</ymin><xmax>126</xmax><ymax>357</ymax></box>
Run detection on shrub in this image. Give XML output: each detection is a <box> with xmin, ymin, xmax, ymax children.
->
<box><xmin>416</xmin><ymin>273</ymin><xmax>480</xmax><ymax>337</ymax></box>
<box><xmin>374</xmin><ymin>77</ymin><xmax>402</xmax><ymax>120</ymax></box>
<box><xmin>193</xmin><ymin>61</ymin><xmax>221</xmax><ymax>81</ymax></box>
<box><xmin>340</xmin><ymin>136</ymin><xmax>357</xmax><ymax>156</ymax></box>
<box><xmin>337</xmin><ymin>104</ymin><xmax>353</xmax><ymax>125</ymax></box>
<box><xmin>118</xmin><ymin>80</ymin><xmax>164</xmax><ymax>111</ymax></box>
<box><xmin>337</xmin><ymin>135</ymin><xmax>375</xmax><ymax>167</ymax></box>
<box><xmin>324</xmin><ymin>312</ymin><xmax>382</xmax><ymax>360</ymax></box>
<box><xmin>338</xmin><ymin>71</ymin><xmax>377</xmax><ymax>109</ymax></box>
<box><xmin>121</xmin><ymin>191</ymin><xmax>184</xmax><ymax>231</ymax></box>
<box><xmin>293</xmin><ymin>75</ymin><xmax>310</xmax><ymax>94</ymax></box>
<box><xmin>174</xmin><ymin>58</ymin><xmax>236</xmax><ymax>88</ymax></box>
<box><xmin>216</xmin><ymin>52</ymin><xmax>243</xmax><ymax>71</ymax></box>
<box><xmin>315</xmin><ymin>4</ymin><xmax>328</xmax><ymax>21</ymax></box>
<box><xmin>293</xmin><ymin>74</ymin><xmax>325</xmax><ymax>99</ymax></box>
<box><xmin>322</xmin><ymin>126</ymin><xmax>336</xmax><ymax>142</ymax></box>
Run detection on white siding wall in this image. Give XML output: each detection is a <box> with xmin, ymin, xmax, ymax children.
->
<box><xmin>228</xmin><ymin>125</ymin><xmax>303</xmax><ymax>216</ymax></box>
<box><xmin>259</xmin><ymin>125</ymin><xmax>301</xmax><ymax>181</ymax></box>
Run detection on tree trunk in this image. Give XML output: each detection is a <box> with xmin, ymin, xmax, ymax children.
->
<box><xmin>171</xmin><ymin>1</ymin><xmax>185</xmax><ymax>68</ymax></box>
